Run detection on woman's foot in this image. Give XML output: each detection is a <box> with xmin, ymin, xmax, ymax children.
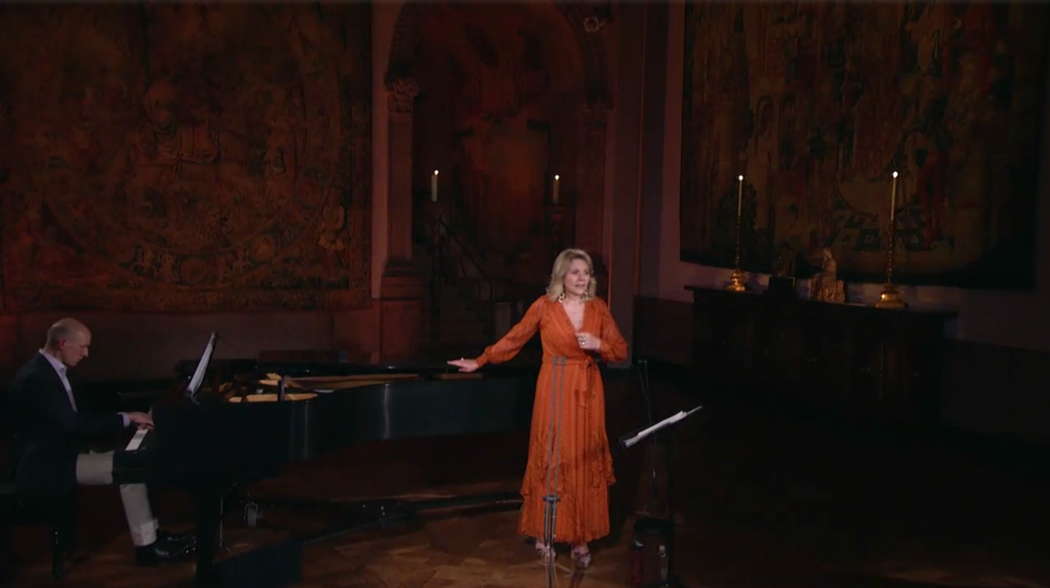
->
<box><xmin>535</xmin><ymin>540</ymin><xmax>555</xmax><ymax>564</ymax></box>
<box><xmin>571</xmin><ymin>543</ymin><xmax>591</xmax><ymax>569</ymax></box>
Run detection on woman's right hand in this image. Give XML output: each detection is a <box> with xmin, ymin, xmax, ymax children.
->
<box><xmin>447</xmin><ymin>357</ymin><xmax>479</xmax><ymax>373</ymax></box>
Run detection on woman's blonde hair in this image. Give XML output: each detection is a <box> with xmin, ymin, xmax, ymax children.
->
<box><xmin>546</xmin><ymin>248</ymin><xmax>597</xmax><ymax>301</ymax></box>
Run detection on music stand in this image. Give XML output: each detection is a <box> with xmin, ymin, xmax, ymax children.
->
<box><xmin>186</xmin><ymin>332</ymin><xmax>217</xmax><ymax>404</ymax></box>
<box><xmin>619</xmin><ymin>406</ymin><xmax>701</xmax><ymax>450</ymax></box>
<box><xmin>618</xmin><ymin>359</ymin><xmax>701</xmax><ymax>588</ymax></box>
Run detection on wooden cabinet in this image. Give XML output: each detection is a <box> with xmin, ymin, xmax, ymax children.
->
<box><xmin>687</xmin><ymin>287</ymin><xmax>955</xmax><ymax>424</ymax></box>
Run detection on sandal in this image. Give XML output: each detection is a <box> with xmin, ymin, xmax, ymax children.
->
<box><xmin>571</xmin><ymin>544</ymin><xmax>591</xmax><ymax>569</ymax></box>
<box><xmin>535</xmin><ymin>540</ymin><xmax>555</xmax><ymax>564</ymax></box>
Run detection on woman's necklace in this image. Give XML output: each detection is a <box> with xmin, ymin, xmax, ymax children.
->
<box><xmin>562</xmin><ymin>297</ymin><xmax>584</xmax><ymax>331</ymax></box>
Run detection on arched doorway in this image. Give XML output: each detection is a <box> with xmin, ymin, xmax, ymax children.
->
<box><xmin>389</xmin><ymin>1</ymin><xmax>609</xmax><ymax>280</ymax></box>
<box><xmin>385</xmin><ymin>1</ymin><xmax>610</xmax><ymax>348</ymax></box>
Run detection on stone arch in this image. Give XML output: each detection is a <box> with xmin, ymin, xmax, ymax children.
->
<box><xmin>384</xmin><ymin>1</ymin><xmax>612</xmax><ymax>283</ymax></box>
<box><xmin>385</xmin><ymin>2</ymin><xmax>611</xmax><ymax>108</ymax></box>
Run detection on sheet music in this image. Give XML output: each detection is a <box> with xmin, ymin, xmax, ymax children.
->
<box><xmin>621</xmin><ymin>405</ymin><xmax>702</xmax><ymax>449</ymax></box>
<box><xmin>187</xmin><ymin>332</ymin><xmax>216</xmax><ymax>398</ymax></box>
<box><xmin>125</xmin><ymin>428</ymin><xmax>149</xmax><ymax>451</ymax></box>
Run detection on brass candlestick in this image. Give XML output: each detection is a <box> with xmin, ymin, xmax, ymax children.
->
<box><xmin>876</xmin><ymin>171</ymin><xmax>907</xmax><ymax>309</ymax></box>
<box><xmin>726</xmin><ymin>268</ymin><xmax>747</xmax><ymax>292</ymax></box>
<box><xmin>725</xmin><ymin>174</ymin><xmax>747</xmax><ymax>292</ymax></box>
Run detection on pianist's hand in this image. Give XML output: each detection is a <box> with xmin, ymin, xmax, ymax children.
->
<box><xmin>127</xmin><ymin>411</ymin><xmax>154</xmax><ymax>429</ymax></box>
<box><xmin>447</xmin><ymin>358</ymin><xmax>479</xmax><ymax>373</ymax></box>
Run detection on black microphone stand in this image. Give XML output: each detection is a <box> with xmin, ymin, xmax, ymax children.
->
<box><xmin>542</xmin><ymin>356</ymin><xmax>569</xmax><ymax>588</ymax></box>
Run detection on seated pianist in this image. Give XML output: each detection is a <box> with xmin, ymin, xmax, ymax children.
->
<box><xmin>6</xmin><ymin>318</ymin><xmax>196</xmax><ymax>566</ymax></box>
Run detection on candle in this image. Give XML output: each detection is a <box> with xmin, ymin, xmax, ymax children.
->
<box><xmin>431</xmin><ymin>169</ymin><xmax>439</xmax><ymax>202</ymax></box>
<box><xmin>737</xmin><ymin>174</ymin><xmax>744</xmax><ymax>219</ymax></box>
<box><xmin>889</xmin><ymin>171</ymin><xmax>899</xmax><ymax>229</ymax></box>
<box><xmin>553</xmin><ymin>174</ymin><xmax>560</xmax><ymax>205</ymax></box>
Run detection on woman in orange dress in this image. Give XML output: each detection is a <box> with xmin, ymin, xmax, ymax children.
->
<box><xmin>448</xmin><ymin>248</ymin><xmax>628</xmax><ymax>568</ymax></box>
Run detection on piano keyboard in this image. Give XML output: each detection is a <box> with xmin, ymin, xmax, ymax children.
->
<box><xmin>126</xmin><ymin>428</ymin><xmax>150</xmax><ymax>451</ymax></box>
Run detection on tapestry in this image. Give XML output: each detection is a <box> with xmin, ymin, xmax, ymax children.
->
<box><xmin>0</xmin><ymin>4</ymin><xmax>371</xmax><ymax>311</ymax></box>
<box><xmin>681</xmin><ymin>2</ymin><xmax>1048</xmax><ymax>287</ymax></box>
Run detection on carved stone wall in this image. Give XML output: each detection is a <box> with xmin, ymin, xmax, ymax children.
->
<box><xmin>0</xmin><ymin>4</ymin><xmax>371</xmax><ymax>311</ymax></box>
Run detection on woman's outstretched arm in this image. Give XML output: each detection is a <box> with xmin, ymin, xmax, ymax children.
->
<box><xmin>448</xmin><ymin>296</ymin><xmax>545</xmax><ymax>372</ymax></box>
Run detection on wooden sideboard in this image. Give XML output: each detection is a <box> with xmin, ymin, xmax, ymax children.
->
<box><xmin>687</xmin><ymin>286</ymin><xmax>956</xmax><ymax>425</ymax></box>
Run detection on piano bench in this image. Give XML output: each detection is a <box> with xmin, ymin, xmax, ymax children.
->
<box><xmin>0</xmin><ymin>482</ymin><xmax>77</xmax><ymax>581</ymax></box>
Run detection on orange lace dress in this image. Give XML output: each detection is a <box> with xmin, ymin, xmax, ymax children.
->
<box><xmin>473</xmin><ymin>295</ymin><xmax>628</xmax><ymax>544</ymax></box>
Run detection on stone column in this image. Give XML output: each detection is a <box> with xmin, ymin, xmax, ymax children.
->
<box><xmin>378</xmin><ymin>77</ymin><xmax>424</xmax><ymax>360</ymax></box>
<box><xmin>577</xmin><ymin>104</ymin><xmax>609</xmax><ymax>258</ymax></box>
<box><xmin>385</xmin><ymin>77</ymin><xmax>420</xmax><ymax>268</ymax></box>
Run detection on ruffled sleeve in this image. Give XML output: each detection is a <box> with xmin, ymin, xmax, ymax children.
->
<box><xmin>595</xmin><ymin>298</ymin><xmax>628</xmax><ymax>363</ymax></box>
<box><xmin>473</xmin><ymin>295</ymin><xmax>546</xmax><ymax>368</ymax></box>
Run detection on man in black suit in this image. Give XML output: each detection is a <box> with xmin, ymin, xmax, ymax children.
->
<box><xmin>7</xmin><ymin>318</ymin><xmax>194</xmax><ymax>565</ymax></box>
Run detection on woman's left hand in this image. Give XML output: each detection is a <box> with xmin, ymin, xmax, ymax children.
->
<box><xmin>576</xmin><ymin>331</ymin><xmax>602</xmax><ymax>351</ymax></box>
<box><xmin>447</xmin><ymin>357</ymin><xmax>480</xmax><ymax>372</ymax></box>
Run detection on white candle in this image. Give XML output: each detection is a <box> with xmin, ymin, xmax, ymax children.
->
<box><xmin>553</xmin><ymin>174</ymin><xmax>560</xmax><ymax>205</ymax></box>
<box><xmin>737</xmin><ymin>174</ymin><xmax>744</xmax><ymax>219</ymax></box>
<box><xmin>431</xmin><ymin>169</ymin><xmax>439</xmax><ymax>202</ymax></box>
<box><xmin>890</xmin><ymin>171</ymin><xmax>898</xmax><ymax>225</ymax></box>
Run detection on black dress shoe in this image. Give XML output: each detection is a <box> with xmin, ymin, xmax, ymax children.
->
<box><xmin>135</xmin><ymin>533</ymin><xmax>197</xmax><ymax>566</ymax></box>
<box><xmin>157</xmin><ymin>529</ymin><xmax>197</xmax><ymax>548</ymax></box>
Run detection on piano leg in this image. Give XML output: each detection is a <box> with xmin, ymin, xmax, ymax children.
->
<box><xmin>194</xmin><ymin>486</ymin><xmax>223</xmax><ymax>585</ymax></box>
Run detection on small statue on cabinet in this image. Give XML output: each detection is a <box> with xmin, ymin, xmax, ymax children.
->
<box><xmin>811</xmin><ymin>247</ymin><xmax>846</xmax><ymax>303</ymax></box>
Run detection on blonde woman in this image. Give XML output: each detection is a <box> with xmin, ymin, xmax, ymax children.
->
<box><xmin>449</xmin><ymin>248</ymin><xmax>628</xmax><ymax>568</ymax></box>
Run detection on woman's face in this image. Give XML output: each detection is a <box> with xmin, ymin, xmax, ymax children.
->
<box><xmin>562</xmin><ymin>258</ymin><xmax>591</xmax><ymax>299</ymax></box>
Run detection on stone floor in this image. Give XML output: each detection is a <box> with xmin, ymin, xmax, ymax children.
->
<box><xmin>6</xmin><ymin>371</ymin><xmax>1050</xmax><ymax>587</ymax></box>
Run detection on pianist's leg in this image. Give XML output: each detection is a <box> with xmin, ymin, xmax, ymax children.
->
<box><xmin>75</xmin><ymin>451</ymin><xmax>195</xmax><ymax>565</ymax></box>
<box><xmin>76</xmin><ymin>451</ymin><xmax>157</xmax><ymax>545</ymax></box>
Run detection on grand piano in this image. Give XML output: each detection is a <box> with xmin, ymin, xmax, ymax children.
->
<box><xmin>220</xmin><ymin>357</ymin><xmax>537</xmax><ymax>461</ymax></box>
<box><xmin>125</xmin><ymin>339</ymin><xmax>537</xmax><ymax>584</ymax></box>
